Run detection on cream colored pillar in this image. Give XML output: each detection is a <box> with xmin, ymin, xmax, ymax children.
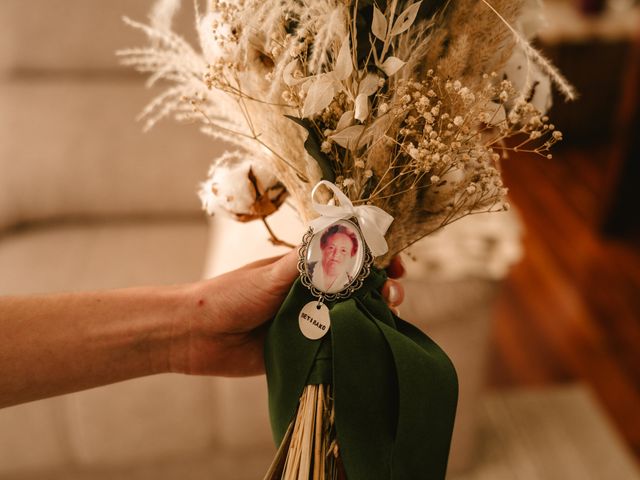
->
<box><xmin>202</xmin><ymin>205</ymin><xmax>304</xmax><ymax>451</ymax></box>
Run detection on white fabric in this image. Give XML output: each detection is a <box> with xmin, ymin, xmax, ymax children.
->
<box><xmin>309</xmin><ymin>180</ymin><xmax>393</xmax><ymax>257</ymax></box>
<box><xmin>311</xmin><ymin>261</ymin><xmax>351</xmax><ymax>294</ymax></box>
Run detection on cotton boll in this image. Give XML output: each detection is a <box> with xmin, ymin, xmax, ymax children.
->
<box><xmin>198</xmin><ymin>151</ymin><xmax>288</xmax><ymax>222</ymax></box>
<box><xmin>499</xmin><ymin>0</ymin><xmax>552</xmax><ymax>114</ymax></box>
<box><xmin>480</xmin><ymin>101</ymin><xmax>507</xmax><ymax>127</ymax></box>
<box><xmin>434</xmin><ymin>168</ymin><xmax>466</xmax><ymax>197</ymax></box>
<box><xmin>502</xmin><ymin>49</ymin><xmax>553</xmax><ymax>114</ymax></box>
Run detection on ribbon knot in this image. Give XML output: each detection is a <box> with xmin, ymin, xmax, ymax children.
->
<box><xmin>309</xmin><ymin>180</ymin><xmax>394</xmax><ymax>257</ymax></box>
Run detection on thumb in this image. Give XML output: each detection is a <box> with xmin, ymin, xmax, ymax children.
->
<box><xmin>264</xmin><ymin>248</ymin><xmax>300</xmax><ymax>293</ymax></box>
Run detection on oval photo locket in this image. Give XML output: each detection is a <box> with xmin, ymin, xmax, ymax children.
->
<box><xmin>298</xmin><ymin>218</ymin><xmax>373</xmax><ymax>303</ymax></box>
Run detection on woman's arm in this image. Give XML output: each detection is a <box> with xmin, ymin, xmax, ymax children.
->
<box><xmin>0</xmin><ymin>283</ymin><xmax>189</xmax><ymax>409</ymax></box>
<box><xmin>0</xmin><ymin>250</ymin><xmax>404</xmax><ymax>409</ymax></box>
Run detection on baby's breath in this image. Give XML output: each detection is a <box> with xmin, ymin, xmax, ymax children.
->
<box><xmin>121</xmin><ymin>0</ymin><xmax>568</xmax><ymax>260</ymax></box>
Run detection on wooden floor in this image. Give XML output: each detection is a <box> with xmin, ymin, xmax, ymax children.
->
<box><xmin>488</xmin><ymin>144</ymin><xmax>640</xmax><ymax>461</ymax></box>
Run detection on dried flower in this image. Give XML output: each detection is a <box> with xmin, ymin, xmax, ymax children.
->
<box><xmin>121</xmin><ymin>0</ymin><xmax>569</xmax><ymax>262</ymax></box>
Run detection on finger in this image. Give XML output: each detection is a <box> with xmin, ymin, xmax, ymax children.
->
<box><xmin>385</xmin><ymin>256</ymin><xmax>406</xmax><ymax>279</ymax></box>
<box><xmin>237</xmin><ymin>244</ymin><xmax>300</xmax><ymax>272</ymax></box>
<box><xmin>381</xmin><ymin>279</ymin><xmax>404</xmax><ymax>307</ymax></box>
<box><xmin>238</xmin><ymin>253</ymin><xmax>287</xmax><ymax>271</ymax></box>
<box><xmin>241</xmin><ymin>248</ymin><xmax>300</xmax><ymax>305</ymax></box>
<box><xmin>267</xmin><ymin>248</ymin><xmax>300</xmax><ymax>289</ymax></box>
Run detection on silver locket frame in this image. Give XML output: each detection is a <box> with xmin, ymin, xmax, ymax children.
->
<box><xmin>297</xmin><ymin>218</ymin><xmax>374</xmax><ymax>302</ymax></box>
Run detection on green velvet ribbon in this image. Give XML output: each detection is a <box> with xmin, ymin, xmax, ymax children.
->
<box><xmin>264</xmin><ymin>268</ymin><xmax>458</xmax><ymax>480</ymax></box>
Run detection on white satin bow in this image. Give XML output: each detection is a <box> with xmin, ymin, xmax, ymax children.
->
<box><xmin>309</xmin><ymin>180</ymin><xmax>394</xmax><ymax>257</ymax></box>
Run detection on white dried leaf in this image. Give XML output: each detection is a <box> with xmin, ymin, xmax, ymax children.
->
<box><xmin>354</xmin><ymin>94</ymin><xmax>369</xmax><ymax>122</ymax></box>
<box><xmin>358</xmin><ymin>126</ymin><xmax>376</xmax><ymax>147</ymax></box>
<box><xmin>283</xmin><ymin>59</ymin><xmax>306</xmax><ymax>86</ymax></box>
<box><xmin>302</xmin><ymin>75</ymin><xmax>338</xmax><ymax>118</ymax></box>
<box><xmin>390</xmin><ymin>1</ymin><xmax>422</xmax><ymax>36</ymax></box>
<box><xmin>372</xmin><ymin>6</ymin><xmax>387</xmax><ymax>41</ymax></box>
<box><xmin>380</xmin><ymin>57</ymin><xmax>406</xmax><ymax>76</ymax></box>
<box><xmin>334</xmin><ymin>36</ymin><xmax>353</xmax><ymax>81</ymax></box>
<box><xmin>358</xmin><ymin>73</ymin><xmax>380</xmax><ymax>96</ymax></box>
<box><xmin>329</xmin><ymin>125</ymin><xmax>365</xmax><ymax>149</ymax></box>
<box><xmin>336</xmin><ymin>110</ymin><xmax>355</xmax><ymax>131</ymax></box>
<box><xmin>367</xmin><ymin>115</ymin><xmax>393</xmax><ymax>140</ymax></box>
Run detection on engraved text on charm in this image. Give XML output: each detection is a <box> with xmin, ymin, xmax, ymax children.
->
<box><xmin>298</xmin><ymin>301</ymin><xmax>330</xmax><ymax>340</ymax></box>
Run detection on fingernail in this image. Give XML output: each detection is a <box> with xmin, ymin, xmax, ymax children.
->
<box><xmin>386</xmin><ymin>256</ymin><xmax>406</xmax><ymax>279</ymax></box>
<box><xmin>387</xmin><ymin>283</ymin><xmax>401</xmax><ymax>306</ymax></box>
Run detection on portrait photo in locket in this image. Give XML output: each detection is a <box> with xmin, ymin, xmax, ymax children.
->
<box><xmin>305</xmin><ymin>219</ymin><xmax>365</xmax><ymax>295</ymax></box>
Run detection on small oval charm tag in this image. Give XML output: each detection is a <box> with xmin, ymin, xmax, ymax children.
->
<box><xmin>298</xmin><ymin>301</ymin><xmax>330</xmax><ymax>340</ymax></box>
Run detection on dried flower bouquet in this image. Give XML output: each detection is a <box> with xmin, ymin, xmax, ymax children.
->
<box><xmin>119</xmin><ymin>1</ymin><xmax>572</xmax><ymax>478</ymax></box>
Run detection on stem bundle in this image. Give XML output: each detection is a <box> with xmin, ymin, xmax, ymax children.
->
<box><xmin>264</xmin><ymin>384</ymin><xmax>344</xmax><ymax>480</ymax></box>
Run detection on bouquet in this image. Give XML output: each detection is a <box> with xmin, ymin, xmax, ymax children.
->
<box><xmin>119</xmin><ymin>1</ymin><xmax>573</xmax><ymax>478</ymax></box>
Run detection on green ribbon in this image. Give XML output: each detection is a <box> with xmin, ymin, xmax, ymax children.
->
<box><xmin>265</xmin><ymin>268</ymin><xmax>458</xmax><ymax>479</ymax></box>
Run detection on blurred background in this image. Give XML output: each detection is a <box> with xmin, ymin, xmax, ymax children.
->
<box><xmin>0</xmin><ymin>0</ymin><xmax>638</xmax><ymax>479</ymax></box>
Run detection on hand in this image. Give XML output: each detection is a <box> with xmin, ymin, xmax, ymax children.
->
<box><xmin>383</xmin><ymin>255</ymin><xmax>405</xmax><ymax>316</ymax></box>
<box><xmin>169</xmin><ymin>250</ymin><xmax>406</xmax><ymax>377</ymax></box>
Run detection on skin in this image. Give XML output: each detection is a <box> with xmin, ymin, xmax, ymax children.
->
<box><xmin>0</xmin><ymin>249</ymin><xmax>404</xmax><ymax>409</ymax></box>
<box><xmin>321</xmin><ymin>233</ymin><xmax>353</xmax><ymax>278</ymax></box>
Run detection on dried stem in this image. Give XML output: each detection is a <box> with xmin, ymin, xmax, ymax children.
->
<box><xmin>265</xmin><ymin>385</ymin><xmax>337</xmax><ymax>480</ymax></box>
<box><xmin>261</xmin><ymin>217</ymin><xmax>296</xmax><ymax>248</ymax></box>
